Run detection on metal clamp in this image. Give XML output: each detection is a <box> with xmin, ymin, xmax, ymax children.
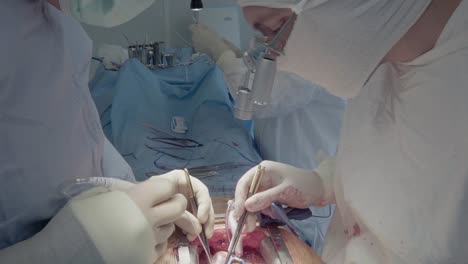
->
<box><xmin>128</xmin><ymin>41</ymin><xmax>168</xmax><ymax>68</ymax></box>
<box><xmin>268</xmin><ymin>226</ymin><xmax>294</xmax><ymax>264</ymax></box>
<box><xmin>227</xmin><ymin>256</ymin><xmax>246</xmax><ymax>264</ymax></box>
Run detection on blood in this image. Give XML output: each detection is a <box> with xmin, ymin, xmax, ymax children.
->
<box><xmin>194</xmin><ymin>228</ymin><xmax>266</xmax><ymax>264</ymax></box>
<box><xmin>352</xmin><ymin>223</ymin><xmax>361</xmax><ymax>237</ymax></box>
<box><xmin>344</xmin><ymin>223</ymin><xmax>361</xmax><ymax>237</ymax></box>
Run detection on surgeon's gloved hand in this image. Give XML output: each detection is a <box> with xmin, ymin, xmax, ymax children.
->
<box><xmin>233</xmin><ymin>160</ymin><xmax>333</xmax><ymax>231</ymax></box>
<box><xmin>85</xmin><ymin>171</ymin><xmax>215</xmax><ymax>243</ymax></box>
<box><xmin>190</xmin><ymin>24</ymin><xmax>231</xmax><ymax>62</ymax></box>
<box><xmin>189</xmin><ymin>24</ymin><xmax>247</xmax><ymax>98</ymax></box>
<box><xmin>96</xmin><ymin>44</ymin><xmax>129</xmax><ymax>69</ymax></box>
<box><xmin>130</xmin><ymin>170</ymin><xmax>215</xmax><ymax>241</ymax></box>
<box><xmin>123</xmin><ymin>178</ymin><xmax>191</xmax><ymax>259</ymax></box>
<box><xmin>0</xmin><ymin>171</ymin><xmax>214</xmax><ymax>264</ymax></box>
<box><xmin>72</xmin><ymin>171</ymin><xmax>214</xmax><ymax>262</ymax></box>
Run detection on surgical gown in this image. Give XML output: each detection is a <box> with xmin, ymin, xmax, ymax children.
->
<box><xmin>239</xmin><ymin>0</ymin><xmax>468</xmax><ymax>262</ymax></box>
<box><xmin>320</xmin><ymin>1</ymin><xmax>468</xmax><ymax>263</ymax></box>
<box><xmin>0</xmin><ymin>1</ymin><xmax>134</xmax><ymax>249</ymax></box>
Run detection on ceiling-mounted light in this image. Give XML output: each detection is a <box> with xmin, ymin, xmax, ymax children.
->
<box><xmin>191</xmin><ymin>0</ymin><xmax>203</xmax><ymax>11</ymax></box>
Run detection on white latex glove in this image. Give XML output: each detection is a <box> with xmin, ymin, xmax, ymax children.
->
<box><xmin>233</xmin><ymin>160</ymin><xmax>333</xmax><ymax>231</ymax></box>
<box><xmin>127</xmin><ymin>170</ymin><xmax>215</xmax><ymax>242</ymax></box>
<box><xmin>190</xmin><ymin>24</ymin><xmax>231</xmax><ymax>62</ymax></box>
<box><xmin>83</xmin><ymin>172</ymin><xmax>215</xmax><ymax>242</ymax></box>
<box><xmin>85</xmin><ymin>173</ymin><xmax>215</xmax><ymax>243</ymax></box>
<box><xmin>124</xmin><ymin>178</ymin><xmax>195</xmax><ymax>258</ymax></box>
<box><xmin>217</xmin><ymin>50</ymin><xmax>246</xmax><ymax>98</ymax></box>
<box><xmin>96</xmin><ymin>44</ymin><xmax>129</xmax><ymax>69</ymax></box>
<box><xmin>189</xmin><ymin>24</ymin><xmax>247</xmax><ymax>99</ymax></box>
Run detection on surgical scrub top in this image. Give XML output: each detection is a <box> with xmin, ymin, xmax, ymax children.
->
<box><xmin>0</xmin><ymin>1</ymin><xmax>133</xmax><ymax>249</ymax></box>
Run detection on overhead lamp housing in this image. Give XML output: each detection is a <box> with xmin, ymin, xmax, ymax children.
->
<box><xmin>191</xmin><ymin>0</ymin><xmax>203</xmax><ymax>11</ymax></box>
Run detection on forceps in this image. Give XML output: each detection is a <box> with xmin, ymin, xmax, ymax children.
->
<box><xmin>225</xmin><ymin>165</ymin><xmax>265</xmax><ymax>264</ymax></box>
<box><xmin>146</xmin><ymin>137</ymin><xmax>203</xmax><ymax>148</ymax></box>
<box><xmin>183</xmin><ymin>169</ymin><xmax>212</xmax><ymax>264</ymax></box>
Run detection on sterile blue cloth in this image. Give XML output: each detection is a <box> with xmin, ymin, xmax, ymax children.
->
<box><xmin>91</xmin><ymin>58</ymin><xmax>261</xmax><ymax>195</ymax></box>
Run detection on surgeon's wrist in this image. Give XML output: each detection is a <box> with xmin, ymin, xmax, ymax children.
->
<box><xmin>314</xmin><ymin>158</ymin><xmax>336</xmax><ymax>205</ymax></box>
<box><xmin>70</xmin><ymin>191</ymin><xmax>156</xmax><ymax>264</ymax></box>
<box><xmin>211</xmin><ymin>42</ymin><xmax>230</xmax><ymax>62</ymax></box>
<box><xmin>216</xmin><ymin>50</ymin><xmax>236</xmax><ymax>68</ymax></box>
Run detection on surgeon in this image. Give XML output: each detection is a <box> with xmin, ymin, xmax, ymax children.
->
<box><xmin>0</xmin><ymin>1</ymin><xmax>214</xmax><ymax>263</ymax></box>
<box><xmin>190</xmin><ymin>9</ymin><xmax>346</xmax><ymax>254</ymax></box>
<box><xmin>225</xmin><ymin>0</ymin><xmax>467</xmax><ymax>263</ymax></box>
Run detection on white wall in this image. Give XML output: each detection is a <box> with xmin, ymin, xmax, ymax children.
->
<box><xmin>82</xmin><ymin>1</ymin><xmax>167</xmax><ymax>50</ymax></box>
<box><xmin>166</xmin><ymin>0</ymin><xmax>255</xmax><ymax>49</ymax></box>
<box><xmin>82</xmin><ymin>0</ymin><xmax>254</xmax><ymax>52</ymax></box>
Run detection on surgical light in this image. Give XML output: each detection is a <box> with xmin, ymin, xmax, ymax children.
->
<box><xmin>234</xmin><ymin>13</ymin><xmax>297</xmax><ymax>120</ymax></box>
<box><xmin>190</xmin><ymin>0</ymin><xmax>203</xmax><ymax>11</ymax></box>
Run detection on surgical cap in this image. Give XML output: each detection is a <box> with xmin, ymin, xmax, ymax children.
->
<box><xmin>242</xmin><ymin>0</ymin><xmax>432</xmax><ymax>98</ymax></box>
<box><xmin>237</xmin><ymin>0</ymin><xmax>324</xmax><ymax>13</ymax></box>
<box><xmin>238</xmin><ymin>0</ymin><xmax>301</xmax><ymax>8</ymax></box>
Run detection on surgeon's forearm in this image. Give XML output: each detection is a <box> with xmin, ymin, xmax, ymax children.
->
<box><xmin>0</xmin><ymin>191</ymin><xmax>155</xmax><ymax>264</ymax></box>
<box><xmin>217</xmin><ymin>50</ymin><xmax>247</xmax><ymax>97</ymax></box>
<box><xmin>0</xmin><ymin>205</ymin><xmax>103</xmax><ymax>264</ymax></box>
<box><xmin>48</xmin><ymin>0</ymin><xmax>61</xmax><ymax>9</ymax></box>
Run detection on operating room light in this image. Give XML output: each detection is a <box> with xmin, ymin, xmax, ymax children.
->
<box><xmin>191</xmin><ymin>0</ymin><xmax>203</xmax><ymax>11</ymax></box>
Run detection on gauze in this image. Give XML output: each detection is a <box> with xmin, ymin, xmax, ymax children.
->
<box><xmin>276</xmin><ymin>0</ymin><xmax>431</xmax><ymax>98</ymax></box>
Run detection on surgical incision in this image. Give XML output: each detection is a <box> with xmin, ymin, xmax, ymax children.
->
<box><xmin>193</xmin><ymin>227</ymin><xmax>266</xmax><ymax>264</ymax></box>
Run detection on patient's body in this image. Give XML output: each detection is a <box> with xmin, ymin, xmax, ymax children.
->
<box><xmin>194</xmin><ymin>227</ymin><xmax>266</xmax><ymax>264</ymax></box>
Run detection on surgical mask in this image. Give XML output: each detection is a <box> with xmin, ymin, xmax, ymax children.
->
<box><xmin>59</xmin><ymin>0</ymin><xmax>155</xmax><ymax>28</ymax></box>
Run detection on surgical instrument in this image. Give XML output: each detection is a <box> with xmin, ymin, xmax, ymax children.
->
<box><xmin>128</xmin><ymin>41</ymin><xmax>169</xmax><ymax>68</ymax></box>
<box><xmin>177</xmin><ymin>236</ymin><xmax>198</xmax><ymax>264</ymax></box>
<box><xmin>146</xmin><ymin>137</ymin><xmax>203</xmax><ymax>148</ymax></box>
<box><xmin>265</xmin><ymin>226</ymin><xmax>294</xmax><ymax>264</ymax></box>
<box><xmin>225</xmin><ymin>165</ymin><xmax>265</xmax><ymax>264</ymax></box>
<box><xmin>270</xmin><ymin>203</ymin><xmax>314</xmax><ymax>248</ymax></box>
<box><xmin>259</xmin><ymin>207</ymin><xmax>312</xmax><ymax>228</ymax></box>
<box><xmin>184</xmin><ymin>168</ymin><xmax>212</xmax><ymax>264</ymax></box>
<box><xmin>233</xmin><ymin>13</ymin><xmax>298</xmax><ymax>120</ymax></box>
<box><xmin>227</xmin><ymin>256</ymin><xmax>247</xmax><ymax>264</ymax></box>
<box><xmin>188</xmin><ymin>162</ymin><xmax>252</xmax><ymax>179</ymax></box>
